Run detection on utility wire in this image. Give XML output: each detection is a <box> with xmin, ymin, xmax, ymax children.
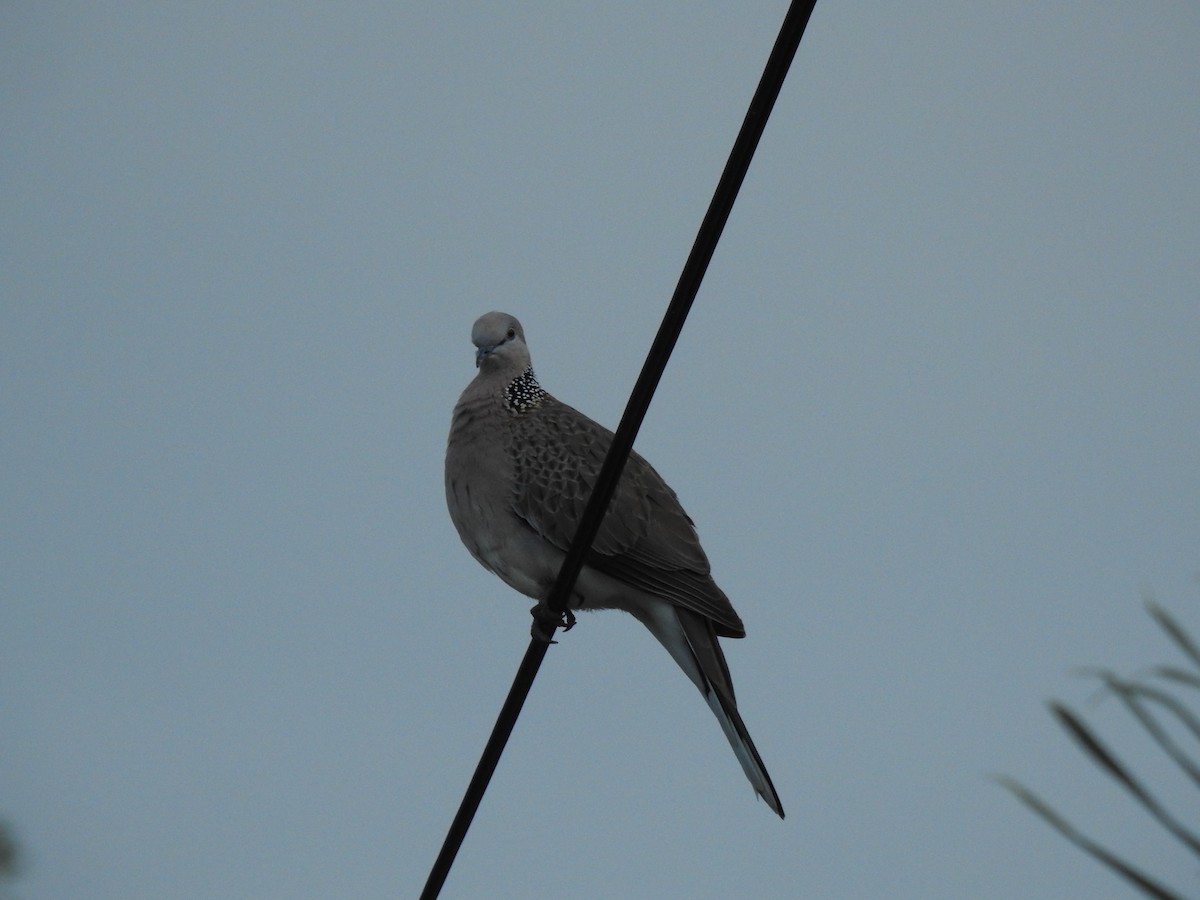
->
<box><xmin>421</xmin><ymin>3</ymin><xmax>818</xmax><ymax>896</ymax></box>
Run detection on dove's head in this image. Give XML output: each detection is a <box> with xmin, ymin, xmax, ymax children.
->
<box><xmin>471</xmin><ymin>311</ymin><xmax>531</xmax><ymax>372</ymax></box>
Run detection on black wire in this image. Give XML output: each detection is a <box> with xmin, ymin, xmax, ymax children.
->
<box><xmin>421</xmin><ymin>2</ymin><xmax>818</xmax><ymax>896</ymax></box>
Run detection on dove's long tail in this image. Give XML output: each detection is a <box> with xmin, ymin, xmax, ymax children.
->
<box><xmin>637</xmin><ymin>602</ymin><xmax>784</xmax><ymax>818</ymax></box>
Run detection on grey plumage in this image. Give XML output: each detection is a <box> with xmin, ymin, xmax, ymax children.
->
<box><xmin>445</xmin><ymin>311</ymin><xmax>783</xmax><ymax>818</ymax></box>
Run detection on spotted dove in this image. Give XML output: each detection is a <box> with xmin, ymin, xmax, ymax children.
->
<box><xmin>445</xmin><ymin>311</ymin><xmax>783</xmax><ymax>817</ymax></box>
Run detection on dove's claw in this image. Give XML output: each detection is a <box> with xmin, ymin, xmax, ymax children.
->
<box><xmin>530</xmin><ymin>603</ymin><xmax>575</xmax><ymax>642</ymax></box>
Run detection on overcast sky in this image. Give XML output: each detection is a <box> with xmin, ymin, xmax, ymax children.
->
<box><xmin>3</xmin><ymin>3</ymin><xmax>1199</xmax><ymax>898</ymax></box>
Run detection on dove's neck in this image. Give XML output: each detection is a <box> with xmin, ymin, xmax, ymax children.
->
<box><xmin>503</xmin><ymin>366</ymin><xmax>547</xmax><ymax>415</ymax></box>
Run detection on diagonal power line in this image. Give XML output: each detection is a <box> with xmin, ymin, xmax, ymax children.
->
<box><xmin>421</xmin><ymin>3</ymin><xmax>819</xmax><ymax>896</ymax></box>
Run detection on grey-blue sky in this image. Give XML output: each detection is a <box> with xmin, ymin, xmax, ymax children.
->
<box><xmin>3</xmin><ymin>3</ymin><xmax>1198</xmax><ymax>898</ymax></box>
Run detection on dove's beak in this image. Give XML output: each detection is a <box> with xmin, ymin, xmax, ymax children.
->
<box><xmin>475</xmin><ymin>345</ymin><xmax>494</xmax><ymax>368</ymax></box>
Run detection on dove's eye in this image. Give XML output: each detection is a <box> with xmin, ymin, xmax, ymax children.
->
<box><xmin>506</xmin><ymin>327</ymin><xmax>516</xmax><ymax>339</ymax></box>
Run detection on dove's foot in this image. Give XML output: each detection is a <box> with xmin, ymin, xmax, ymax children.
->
<box><xmin>530</xmin><ymin>602</ymin><xmax>576</xmax><ymax>642</ymax></box>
